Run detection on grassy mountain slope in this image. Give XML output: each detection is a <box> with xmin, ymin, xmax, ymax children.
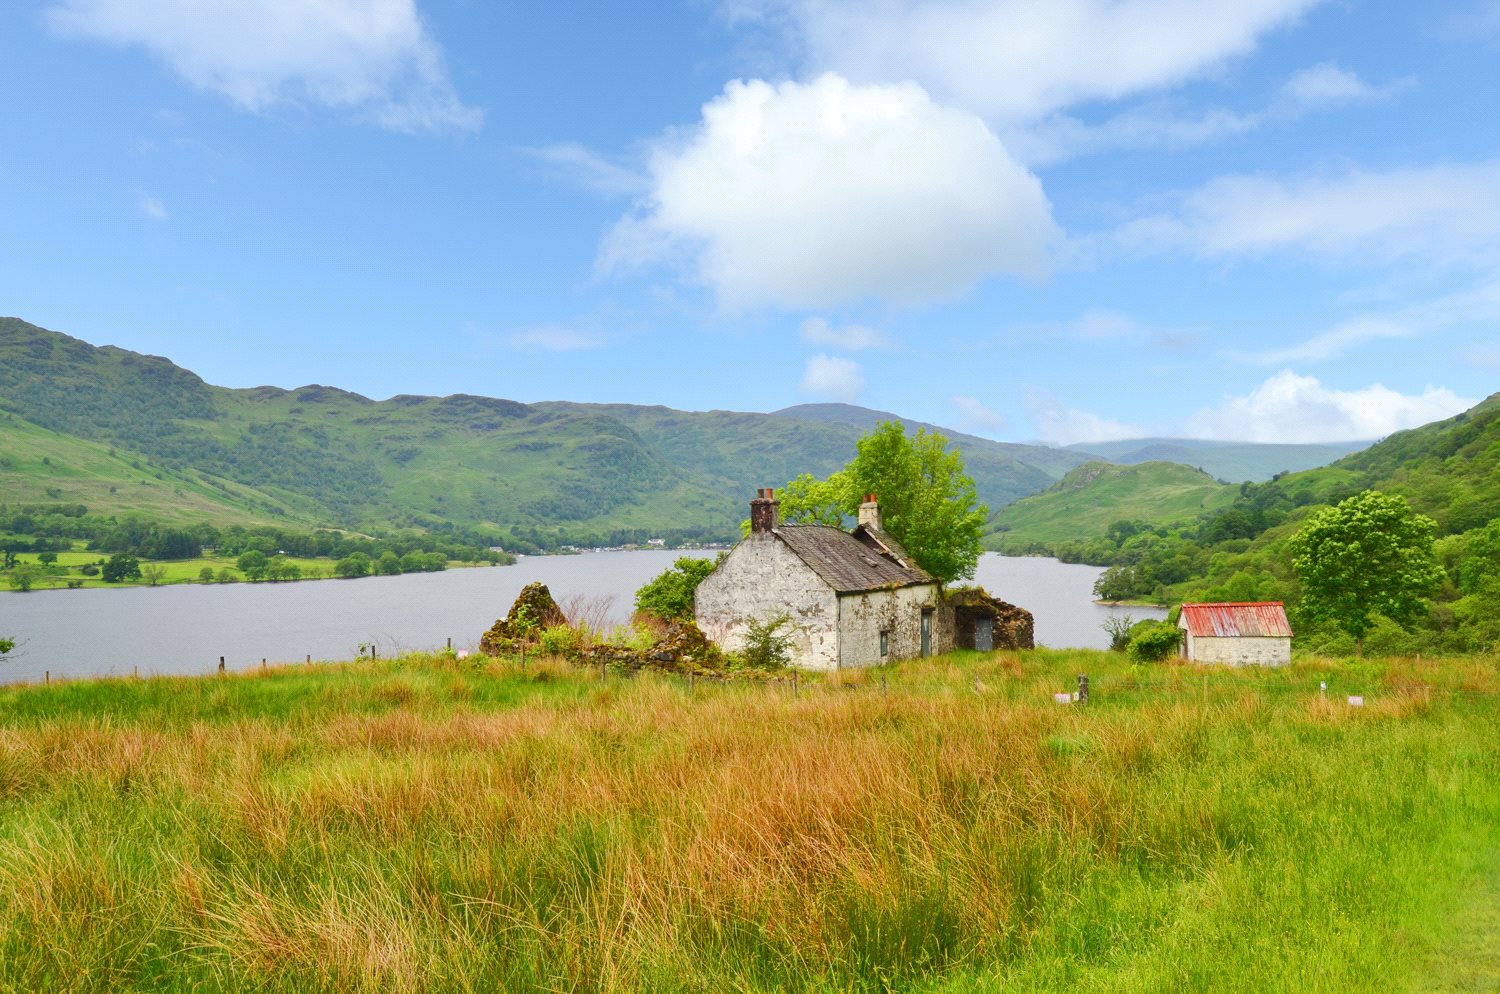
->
<box><xmin>1067</xmin><ymin>437</ymin><xmax>1372</xmax><ymax>482</ymax></box>
<box><xmin>0</xmin><ymin>318</ymin><xmax>1075</xmax><ymax>543</ymax></box>
<box><xmin>0</xmin><ymin>410</ymin><xmax>306</xmax><ymax>526</ymax></box>
<box><xmin>987</xmin><ymin>460</ymin><xmax>1238</xmax><ymax>550</ymax></box>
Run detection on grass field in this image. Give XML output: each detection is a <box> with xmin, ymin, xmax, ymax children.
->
<box><xmin>0</xmin><ymin>649</ymin><xmax>1496</xmax><ymax>992</ymax></box>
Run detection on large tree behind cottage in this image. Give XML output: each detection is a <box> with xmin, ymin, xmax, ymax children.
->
<box><xmin>1287</xmin><ymin>489</ymin><xmax>1442</xmax><ymax>655</ymax></box>
<box><xmin>771</xmin><ymin>421</ymin><xmax>988</xmax><ymax>584</ymax></box>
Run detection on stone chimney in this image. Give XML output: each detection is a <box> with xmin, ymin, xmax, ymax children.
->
<box><xmin>750</xmin><ymin>487</ymin><xmax>779</xmax><ymax>534</ymax></box>
<box><xmin>857</xmin><ymin>494</ymin><xmax>882</xmax><ymax>531</ymax></box>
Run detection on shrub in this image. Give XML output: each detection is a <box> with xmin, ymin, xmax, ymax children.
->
<box><xmin>634</xmin><ymin>555</ymin><xmax>722</xmax><ymax>621</ymax></box>
<box><xmin>539</xmin><ymin>624</ymin><xmax>583</xmax><ymax>659</ymax></box>
<box><xmin>1126</xmin><ymin>620</ymin><xmax>1182</xmax><ymax>663</ymax></box>
<box><xmin>1101</xmin><ymin>614</ymin><xmax>1136</xmax><ymax>652</ymax></box>
<box><xmin>739</xmin><ymin>613</ymin><xmax>794</xmax><ymax>670</ymax></box>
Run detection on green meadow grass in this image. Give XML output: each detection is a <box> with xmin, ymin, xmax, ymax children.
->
<box><xmin>0</xmin><ymin>649</ymin><xmax>1495</xmax><ymax>993</ymax></box>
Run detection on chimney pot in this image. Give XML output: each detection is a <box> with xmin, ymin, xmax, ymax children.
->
<box><xmin>750</xmin><ymin>487</ymin><xmax>779</xmax><ymax>534</ymax></box>
<box><xmin>858</xmin><ymin>493</ymin><xmax>883</xmax><ymax>532</ymax></box>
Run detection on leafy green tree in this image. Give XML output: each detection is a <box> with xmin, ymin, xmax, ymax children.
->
<box><xmin>140</xmin><ymin>563</ymin><xmax>168</xmax><ymax>586</ymax></box>
<box><xmin>37</xmin><ymin>551</ymin><xmax>57</xmax><ymax>566</ymax></box>
<box><xmin>634</xmin><ymin>555</ymin><xmax>723</xmax><ymax>620</ymax></box>
<box><xmin>217</xmin><ymin>567</ymin><xmax>238</xmax><ymax>583</ymax></box>
<box><xmin>198</xmin><ymin>566</ymin><xmax>216</xmax><ymax>583</ymax></box>
<box><xmin>376</xmin><ymin>550</ymin><xmax>402</xmax><ymax>575</ymax></box>
<box><xmin>1288</xmin><ymin>490</ymin><xmax>1443</xmax><ymax>655</ymax></box>
<box><xmin>334</xmin><ymin>552</ymin><xmax>371</xmax><ymax>578</ymax></box>
<box><xmin>764</xmin><ymin>422</ymin><xmax>987</xmax><ymax>585</ymax></box>
<box><xmin>265</xmin><ymin>556</ymin><xmax>301</xmax><ymax>582</ymax></box>
<box><xmin>7</xmin><ymin>563</ymin><xmax>44</xmax><ymax>591</ymax></box>
<box><xmin>236</xmin><ymin>550</ymin><xmax>269</xmax><ymax>581</ymax></box>
<box><xmin>101</xmin><ymin>553</ymin><xmax>141</xmax><ymax>583</ymax></box>
<box><xmin>844</xmin><ymin>422</ymin><xmax>988</xmax><ymax>584</ymax></box>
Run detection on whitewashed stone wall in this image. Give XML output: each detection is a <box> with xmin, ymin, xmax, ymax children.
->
<box><xmin>837</xmin><ymin>584</ymin><xmax>942</xmax><ymax>668</ymax></box>
<box><xmin>694</xmin><ymin>534</ymin><xmax>840</xmax><ymax>670</ymax></box>
<box><xmin>1183</xmin><ymin>632</ymin><xmax>1291</xmax><ymax>666</ymax></box>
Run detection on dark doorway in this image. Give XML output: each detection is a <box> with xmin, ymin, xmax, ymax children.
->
<box><xmin>920</xmin><ymin>609</ymin><xmax>932</xmax><ymax>657</ymax></box>
<box><xmin>974</xmin><ymin>617</ymin><xmax>993</xmax><ymax>652</ymax></box>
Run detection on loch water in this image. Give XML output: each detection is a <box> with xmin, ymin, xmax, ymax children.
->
<box><xmin>2</xmin><ymin>551</ymin><xmax>1164</xmax><ymax>683</ymax></box>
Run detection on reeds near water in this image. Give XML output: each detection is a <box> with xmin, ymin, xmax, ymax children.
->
<box><xmin>0</xmin><ymin>649</ymin><xmax>1495</xmax><ymax>992</ymax></box>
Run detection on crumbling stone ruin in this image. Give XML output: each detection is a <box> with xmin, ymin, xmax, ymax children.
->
<box><xmin>943</xmin><ymin>587</ymin><xmax>1035</xmax><ymax>651</ymax></box>
<box><xmin>478</xmin><ymin>582</ymin><xmax>569</xmax><ymax>656</ymax></box>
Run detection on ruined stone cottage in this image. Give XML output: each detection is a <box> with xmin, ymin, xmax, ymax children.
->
<box><xmin>695</xmin><ymin>489</ymin><xmax>949</xmax><ymax>670</ymax></box>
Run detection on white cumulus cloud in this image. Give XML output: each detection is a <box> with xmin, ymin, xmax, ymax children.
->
<box><xmin>601</xmin><ymin>73</ymin><xmax>1059</xmax><ymax>310</ymax></box>
<box><xmin>1182</xmin><ymin>371</ymin><xmax>1475</xmax><ymax>442</ymax></box>
<box><xmin>799</xmin><ymin>354</ymin><xmax>865</xmax><ymax>402</ymax></box>
<box><xmin>47</xmin><ymin>0</ymin><xmax>480</xmax><ymax>132</ymax></box>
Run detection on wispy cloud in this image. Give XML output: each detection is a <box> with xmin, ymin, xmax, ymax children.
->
<box><xmin>505</xmin><ymin>326</ymin><xmax>608</xmax><ymax>352</ymax></box>
<box><xmin>742</xmin><ymin>0</ymin><xmax>1323</xmax><ymax>123</ymax></box>
<box><xmin>1002</xmin><ymin>309</ymin><xmax>1199</xmax><ymax>351</ymax></box>
<box><xmin>1021</xmin><ymin>63</ymin><xmax>1409</xmax><ymax>164</ymax></box>
<box><xmin>1023</xmin><ymin>386</ymin><xmax>1144</xmax><ymax>445</ymax></box>
<box><xmin>47</xmin><ymin>0</ymin><xmax>481</xmax><ymax>133</ymax></box>
<box><xmin>799</xmin><ymin>317</ymin><xmax>893</xmax><ymax>351</ymax></box>
<box><xmin>525</xmin><ymin>142</ymin><xmax>647</xmax><ymax>197</ymax></box>
<box><xmin>950</xmin><ymin>395</ymin><xmax>1007</xmax><ymax>435</ymax></box>
<box><xmin>1112</xmin><ymin>158</ymin><xmax>1500</xmax><ymax>266</ymax></box>
<box><xmin>136</xmin><ymin>191</ymin><xmax>168</xmax><ymax>222</ymax></box>
<box><xmin>799</xmin><ymin>354</ymin><xmax>864</xmax><ymax>402</ymax></box>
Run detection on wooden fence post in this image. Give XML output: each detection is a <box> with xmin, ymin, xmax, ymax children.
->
<box><xmin>1077</xmin><ymin>673</ymin><xmax>1089</xmax><ymax>705</ymax></box>
<box><xmin>218</xmin><ymin>656</ymin><xmax>225</xmax><ymax>675</ymax></box>
<box><xmin>792</xmin><ymin>671</ymin><xmax>798</xmax><ymax>699</ymax></box>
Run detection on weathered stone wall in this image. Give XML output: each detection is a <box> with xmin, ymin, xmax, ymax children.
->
<box><xmin>941</xmin><ymin>587</ymin><xmax>1035</xmax><ymax>652</ymax></box>
<box><xmin>479</xmin><ymin>582</ymin><xmax>569</xmax><ymax>656</ymax></box>
<box><xmin>1183</xmin><ymin>632</ymin><xmax>1291</xmax><ymax>666</ymax></box>
<box><xmin>694</xmin><ymin>533</ymin><xmax>840</xmax><ymax>670</ymax></box>
<box><xmin>836</xmin><ymin>584</ymin><xmax>942</xmax><ymax>668</ymax></box>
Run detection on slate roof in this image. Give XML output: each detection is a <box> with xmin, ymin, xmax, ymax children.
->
<box><xmin>1179</xmin><ymin>602</ymin><xmax>1292</xmax><ymax>638</ymax></box>
<box><xmin>774</xmin><ymin>524</ymin><xmax>934</xmax><ymax>593</ymax></box>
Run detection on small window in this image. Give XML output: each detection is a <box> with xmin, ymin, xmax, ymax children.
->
<box><xmin>879</xmin><ymin>630</ymin><xmax>889</xmax><ymax>657</ymax></box>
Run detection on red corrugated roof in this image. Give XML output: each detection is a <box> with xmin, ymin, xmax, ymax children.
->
<box><xmin>1179</xmin><ymin>602</ymin><xmax>1291</xmax><ymax>638</ymax></box>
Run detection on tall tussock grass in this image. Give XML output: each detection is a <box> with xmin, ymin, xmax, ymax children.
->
<box><xmin>0</xmin><ymin>649</ymin><xmax>1496</xmax><ymax>992</ymax></box>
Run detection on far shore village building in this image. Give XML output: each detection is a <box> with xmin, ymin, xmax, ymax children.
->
<box><xmin>1177</xmin><ymin>601</ymin><xmax>1293</xmax><ymax>666</ymax></box>
<box><xmin>695</xmin><ymin>488</ymin><xmax>1031</xmax><ymax>670</ymax></box>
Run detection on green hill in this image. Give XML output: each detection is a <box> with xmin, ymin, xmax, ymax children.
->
<box><xmin>1068</xmin><ymin>437</ymin><xmax>1371</xmax><ymax>482</ymax></box>
<box><xmin>0</xmin><ymin>317</ymin><xmax>1081</xmax><ymax>546</ymax></box>
<box><xmin>987</xmin><ymin>460</ymin><xmax>1238</xmax><ymax>552</ymax></box>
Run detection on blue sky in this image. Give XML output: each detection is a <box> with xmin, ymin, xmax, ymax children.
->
<box><xmin>3</xmin><ymin>0</ymin><xmax>1499</xmax><ymax>445</ymax></box>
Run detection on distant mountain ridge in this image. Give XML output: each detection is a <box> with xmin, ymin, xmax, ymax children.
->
<box><xmin>0</xmin><ymin>317</ymin><xmax>1384</xmax><ymax>548</ymax></box>
<box><xmin>1067</xmin><ymin>437</ymin><xmax>1373</xmax><ymax>482</ymax></box>
<box><xmin>0</xmin><ymin>317</ymin><xmax>1089</xmax><ymax>546</ymax></box>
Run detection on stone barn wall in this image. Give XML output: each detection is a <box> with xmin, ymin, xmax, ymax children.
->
<box><xmin>836</xmin><ymin>584</ymin><xmax>942</xmax><ymax>668</ymax></box>
<box><xmin>694</xmin><ymin>533</ymin><xmax>839</xmax><ymax>670</ymax></box>
<box><xmin>1182</xmin><ymin>632</ymin><xmax>1290</xmax><ymax>666</ymax></box>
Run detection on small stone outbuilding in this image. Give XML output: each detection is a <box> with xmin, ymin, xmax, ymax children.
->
<box><xmin>942</xmin><ymin>587</ymin><xmax>1035</xmax><ymax>652</ymax></box>
<box><xmin>1178</xmin><ymin>601</ymin><xmax>1292</xmax><ymax>666</ymax></box>
<box><xmin>695</xmin><ymin>491</ymin><xmax>944</xmax><ymax>670</ymax></box>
